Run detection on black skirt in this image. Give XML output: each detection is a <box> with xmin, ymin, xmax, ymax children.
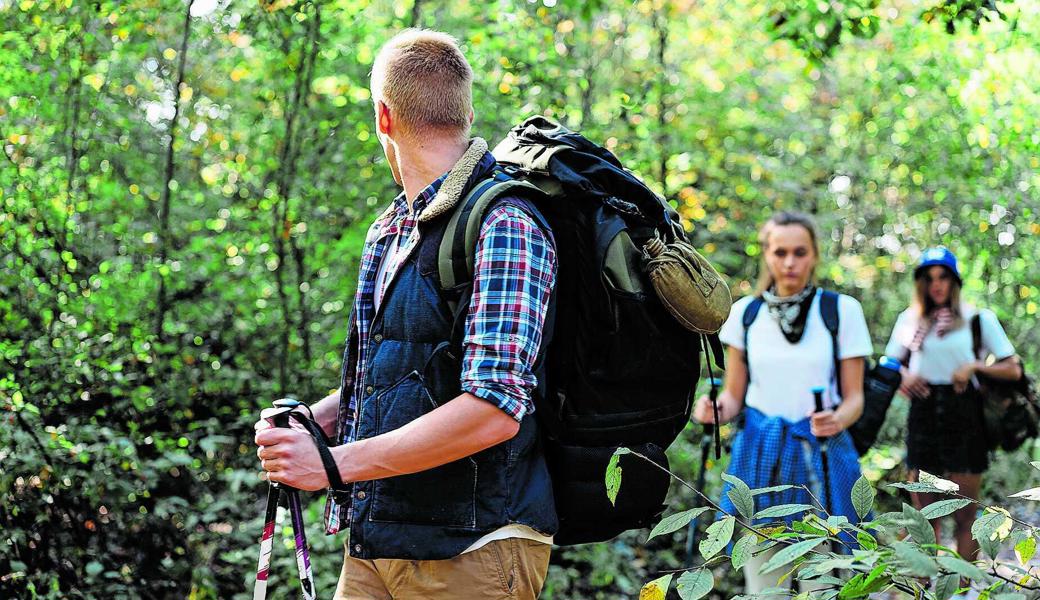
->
<box><xmin>906</xmin><ymin>384</ymin><xmax>989</xmax><ymax>474</ymax></box>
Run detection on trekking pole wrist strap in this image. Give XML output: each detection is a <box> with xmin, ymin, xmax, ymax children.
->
<box><xmin>288</xmin><ymin>413</ymin><xmax>351</xmax><ymax>496</ymax></box>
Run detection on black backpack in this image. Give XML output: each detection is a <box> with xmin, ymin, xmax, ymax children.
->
<box><xmin>741</xmin><ymin>290</ymin><xmax>898</xmax><ymax>455</ymax></box>
<box><xmin>436</xmin><ymin>117</ymin><xmax>726</xmax><ymax>545</ymax></box>
<box><xmin>971</xmin><ymin>314</ymin><xmax>1039</xmax><ymax>452</ymax></box>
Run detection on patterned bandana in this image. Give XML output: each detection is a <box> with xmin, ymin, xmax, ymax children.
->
<box><xmin>762</xmin><ymin>285</ymin><xmax>817</xmax><ymax>344</ymax></box>
<box><xmin>908</xmin><ymin>306</ymin><xmax>955</xmax><ymax>352</ymax></box>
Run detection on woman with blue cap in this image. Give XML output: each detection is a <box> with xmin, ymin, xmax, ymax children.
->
<box><xmin>693</xmin><ymin>211</ymin><xmax>873</xmax><ymax>592</ymax></box>
<box><xmin>884</xmin><ymin>247</ymin><xmax>1022</xmax><ymax>560</ymax></box>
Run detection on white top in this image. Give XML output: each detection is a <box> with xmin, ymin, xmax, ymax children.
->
<box><xmin>461</xmin><ymin>524</ymin><xmax>553</xmax><ymax>554</ymax></box>
<box><xmin>719</xmin><ymin>289</ymin><xmax>874</xmax><ymax>422</ymax></box>
<box><xmin>884</xmin><ymin>306</ymin><xmax>1015</xmax><ymax>384</ymax></box>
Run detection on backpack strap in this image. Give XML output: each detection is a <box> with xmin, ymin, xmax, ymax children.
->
<box><xmin>741</xmin><ymin>297</ymin><xmax>765</xmax><ymax>384</ymax></box>
<box><xmin>437</xmin><ymin>175</ymin><xmax>547</xmax><ymax>296</ymax></box>
<box><xmin>436</xmin><ymin>173</ymin><xmax>549</xmax><ymax>350</ymax></box>
<box><xmin>971</xmin><ymin>312</ymin><xmax>983</xmax><ymax>359</ymax></box>
<box><xmin>819</xmin><ymin>289</ymin><xmax>842</xmax><ymax>403</ymax></box>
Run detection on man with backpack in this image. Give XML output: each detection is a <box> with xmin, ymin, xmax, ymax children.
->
<box><xmin>254</xmin><ymin>29</ymin><xmax>558</xmax><ymax>599</ymax></box>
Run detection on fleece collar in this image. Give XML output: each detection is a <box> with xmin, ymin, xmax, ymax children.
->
<box><xmin>417</xmin><ymin>137</ymin><xmax>489</xmax><ymax>223</ymax></box>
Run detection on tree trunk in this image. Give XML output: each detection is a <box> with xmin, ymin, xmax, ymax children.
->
<box><xmin>654</xmin><ymin>3</ymin><xmax>670</xmax><ymax>197</ymax></box>
<box><xmin>272</xmin><ymin>2</ymin><xmax>321</xmax><ymax>393</ymax></box>
<box><xmin>154</xmin><ymin>0</ymin><xmax>195</xmax><ymax>340</ymax></box>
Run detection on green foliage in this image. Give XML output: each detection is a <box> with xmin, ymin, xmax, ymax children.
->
<box><xmin>1</xmin><ymin>0</ymin><xmax>1038</xmax><ymax>598</ymax></box>
<box><xmin>620</xmin><ymin>453</ymin><xmax>1040</xmax><ymax>600</ymax></box>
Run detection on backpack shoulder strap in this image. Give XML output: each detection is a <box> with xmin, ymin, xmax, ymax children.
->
<box><xmin>437</xmin><ymin>173</ymin><xmax>547</xmax><ymax>310</ymax></box>
<box><xmin>971</xmin><ymin>312</ymin><xmax>983</xmax><ymax>359</ymax></box>
<box><xmin>741</xmin><ymin>297</ymin><xmax>765</xmax><ymax>383</ymax></box>
<box><xmin>819</xmin><ymin>289</ymin><xmax>842</xmax><ymax>401</ymax></box>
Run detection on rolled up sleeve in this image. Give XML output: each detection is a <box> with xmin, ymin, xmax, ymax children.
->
<box><xmin>460</xmin><ymin>201</ymin><xmax>556</xmax><ymax>422</ymax></box>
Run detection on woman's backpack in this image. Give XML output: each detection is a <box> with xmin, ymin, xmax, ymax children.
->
<box><xmin>435</xmin><ymin>117</ymin><xmax>729</xmax><ymax>544</ymax></box>
<box><xmin>971</xmin><ymin>314</ymin><xmax>1039</xmax><ymax>452</ymax></box>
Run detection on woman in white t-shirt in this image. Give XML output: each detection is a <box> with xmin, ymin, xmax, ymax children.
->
<box><xmin>884</xmin><ymin>247</ymin><xmax>1021</xmax><ymax>561</ymax></box>
<box><xmin>693</xmin><ymin>211</ymin><xmax>872</xmax><ymax>592</ymax></box>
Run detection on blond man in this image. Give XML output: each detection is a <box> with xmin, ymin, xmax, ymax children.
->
<box><xmin>255</xmin><ymin>29</ymin><xmax>558</xmax><ymax>599</ymax></box>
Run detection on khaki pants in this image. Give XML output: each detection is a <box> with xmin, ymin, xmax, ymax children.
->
<box><xmin>333</xmin><ymin>538</ymin><xmax>551</xmax><ymax>600</ymax></box>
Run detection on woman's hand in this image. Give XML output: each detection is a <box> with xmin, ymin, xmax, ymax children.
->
<box><xmin>951</xmin><ymin>361</ymin><xmax>978</xmax><ymax>394</ymax></box>
<box><xmin>693</xmin><ymin>393</ymin><xmax>734</xmax><ymax>425</ymax></box>
<box><xmin>810</xmin><ymin>409</ymin><xmax>844</xmax><ymax>438</ymax></box>
<box><xmin>899</xmin><ymin>372</ymin><xmax>930</xmax><ymax>400</ymax></box>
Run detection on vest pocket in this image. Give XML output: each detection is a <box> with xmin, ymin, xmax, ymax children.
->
<box><xmin>370</xmin><ymin>370</ymin><xmax>478</xmax><ymax>528</ymax></box>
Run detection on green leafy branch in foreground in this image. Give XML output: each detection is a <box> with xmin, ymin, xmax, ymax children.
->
<box><xmin>606</xmin><ymin>449</ymin><xmax>1040</xmax><ymax>600</ymax></box>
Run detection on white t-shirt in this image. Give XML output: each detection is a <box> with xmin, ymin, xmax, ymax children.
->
<box><xmin>883</xmin><ymin>306</ymin><xmax>1015</xmax><ymax>384</ymax></box>
<box><xmin>719</xmin><ymin>289</ymin><xmax>873</xmax><ymax>422</ymax></box>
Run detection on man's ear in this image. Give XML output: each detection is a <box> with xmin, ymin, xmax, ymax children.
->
<box><xmin>377</xmin><ymin>101</ymin><xmax>392</xmax><ymax>136</ymax></box>
<box><xmin>468</xmin><ymin>109</ymin><xmax>475</xmax><ymax>124</ymax></box>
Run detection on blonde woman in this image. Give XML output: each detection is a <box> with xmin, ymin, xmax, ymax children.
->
<box><xmin>693</xmin><ymin>211</ymin><xmax>872</xmax><ymax>592</ymax></box>
<box><xmin>884</xmin><ymin>247</ymin><xmax>1021</xmax><ymax>560</ymax></box>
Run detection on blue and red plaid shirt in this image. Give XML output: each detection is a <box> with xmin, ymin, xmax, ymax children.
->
<box><xmin>325</xmin><ymin>170</ymin><xmax>556</xmax><ymax>534</ymax></box>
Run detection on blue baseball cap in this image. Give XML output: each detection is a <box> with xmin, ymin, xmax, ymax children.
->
<box><xmin>914</xmin><ymin>247</ymin><xmax>961</xmax><ymax>284</ymax></box>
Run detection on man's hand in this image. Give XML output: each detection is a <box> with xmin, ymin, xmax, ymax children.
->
<box><xmin>951</xmin><ymin>361</ymin><xmax>978</xmax><ymax>394</ymax></box>
<box><xmin>809</xmin><ymin>409</ymin><xmax>843</xmax><ymax>438</ymax></box>
<box><xmin>254</xmin><ymin>427</ymin><xmax>330</xmax><ymax>491</ymax></box>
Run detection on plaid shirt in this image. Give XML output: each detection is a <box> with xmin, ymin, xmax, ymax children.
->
<box><xmin>325</xmin><ymin>172</ymin><xmax>556</xmax><ymax>534</ymax></box>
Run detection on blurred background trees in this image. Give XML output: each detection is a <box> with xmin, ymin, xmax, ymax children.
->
<box><xmin>1</xmin><ymin>0</ymin><xmax>1037</xmax><ymax>598</ymax></box>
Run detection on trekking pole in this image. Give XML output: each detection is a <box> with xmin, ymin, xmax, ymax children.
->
<box><xmin>685</xmin><ymin>377</ymin><xmax>722</xmax><ymax>567</ymax></box>
<box><xmin>811</xmin><ymin>386</ymin><xmax>832</xmax><ymax>515</ymax></box>
<box><xmin>253</xmin><ymin>398</ymin><xmax>317</xmax><ymax>600</ymax></box>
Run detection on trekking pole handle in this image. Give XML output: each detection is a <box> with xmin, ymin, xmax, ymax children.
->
<box><xmin>704</xmin><ymin>377</ymin><xmax>723</xmax><ymax>431</ymax></box>
<box><xmin>811</xmin><ymin>386</ymin><xmax>829</xmax><ymax>441</ymax></box>
<box><xmin>263</xmin><ymin>397</ymin><xmax>303</xmax><ymax>429</ymax></box>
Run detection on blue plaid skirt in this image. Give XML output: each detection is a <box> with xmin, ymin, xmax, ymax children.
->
<box><xmin>717</xmin><ymin>407</ymin><xmax>865</xmax><ymax>545</ymax></box>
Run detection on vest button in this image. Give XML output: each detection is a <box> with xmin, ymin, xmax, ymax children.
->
<box><xmin>373</xmin><ymin>334</ymin><xmax>383</xmax><ymax>343</ymax></box>
<box><xmin>365</xmin><ymin>385</ymin><xmax>374</xmax><ymax>395</ymax></box>
<box><xmin>354</xmin><ymin>544</ymin><xmax>362</xmax><ymax>554</ymax></box>
<box><xmin>356</xmin><ymin>490</ymin><xmax>367</xmax><ymax>500</ymax></box>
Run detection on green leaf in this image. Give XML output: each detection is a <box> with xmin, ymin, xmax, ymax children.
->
<box><xmin>902</xmin><ymin>504</ymin><xmax>936</xmax><ymax>548</ymax></box>
<box><xmin>838</xmin><ymin>571</ymin><xmax>890</xmax><ymax>600</ymax></box>
<box><xmin>970</xmin><ymin>511</ymin><xmax>1007</xmax><ymax>545</ymax></box>
<box><xmin>1015</xmin><ymin>535</ymin><xmax>1036</xmax><ymax>565</ymax></box>
<box><xmin>758</xmin><ymin>537</ymin><xmax>826</xmax><ymax>575</ymax></box>
<box><xmin>1009</xmin><ymin>486</ymin><xmax>1040</xmax><ymax>501</ymax></box>
<box><xmin>856</xmin><ymin>531</ymin><xmax>878</xmax><ymax>551</ymax></box>
<box><xmin>646</xmin><ymin>507</ymin><xmax>711</xmax><ymax>542</ymax></box>
<box><xmin>723</xmin><ymin>473</ymin><xmax>755</xmax><ymax>520</ymax></box>
<box><xmin>890</xmin><ymin>541</ymin><xmax>939</xmax><ymax>577</ymax></box>
<box><xmin>639</xmin><ymin>573</ymin><xmax>672</xmax><ymax>600</ymax></box>
<box><xmin>921</xmin><ymin>499</ymin><xmax>972</xmax><ymax>519</ymax></box>
<box><xmin>802</xmin><ymin>556</ymin><xmax>857</xmax><ymax>579</ymax></box>
<box><xmin>750</xmin><ymin>484</ymin><xmax>798</xmax><ymax>496</ymax></box>
<box><xmin>936</xmin><ymin>555</ymin><xmax>987</xmax><ymax>581</ymax></box>
<box><xmin>851</xmin><ymin>476</ymin><xmax>875</xmax><ymax>520</ymax></box>
<box><xmin>754</xmin><ymin>504</ymin><xmax>814</xmax><ymax>519</ymax></box>
<box><xmin>731</xmin><ymin>533</ymin><xmax>757</xmax><ymax>571</ymax></box>
<box><xmin>934</xmin><ymin>574</ymin><xmax>959</xmax><ymax>600</ymax></box>
<box><xmin>605</xmin><ymin>453</ymin><xmax>623</xmax><ymax>507</ymax></box>
<box><xmin>698</xmin><ymin>516</ymin><xmax>736</xmax><ymax>560</ymax></box>
<box><xmin>85</xmin><ymin>561</ymin><xmax>104</xmax><ymax>577</ymax></box>
<box><xmin>918</xmin><ymin>471</ymin><xmax>960</xmax><ymax>493</ymax></box>
<box><xmin>888</xmin><ymin>481</ymin><xmax>948</xmax><ymax>494</ymax></box>
<box><xmin>676</xmin><ymin>568</ymin><xmax>714</xmax><ymax>600</ymax></box>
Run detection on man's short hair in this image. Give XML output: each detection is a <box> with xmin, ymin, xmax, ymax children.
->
<box><xmin>371</xmin><ymin>29</ymin><xmax>473</xmax><ymax>138</ymax></box>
